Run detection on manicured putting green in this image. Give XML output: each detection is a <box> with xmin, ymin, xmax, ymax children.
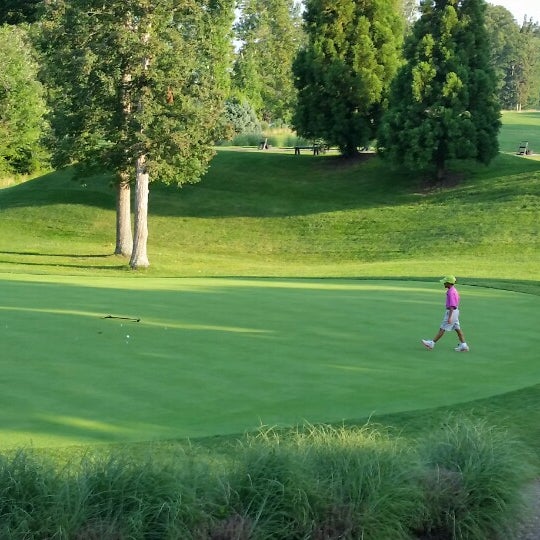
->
<box><xmin>1</xmin><ymin>275</ymin><xmax>539</xmax><ymax>448</ymax></box>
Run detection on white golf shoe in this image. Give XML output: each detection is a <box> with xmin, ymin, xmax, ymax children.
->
<box><xmin>454</xmin><ymin>343</ymin><xmax>470</xmax><ymax>352</ymax></box>
<box><xmin>421</xmin><ymin>339</ymin><xmax>435</xmax><ymax>350</ymax></box>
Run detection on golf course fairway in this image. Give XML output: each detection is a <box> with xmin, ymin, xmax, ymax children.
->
<box><xmin>1</xmin><ymin>274</ymin><xmax>539</xmax><ymax>448</ymax></box>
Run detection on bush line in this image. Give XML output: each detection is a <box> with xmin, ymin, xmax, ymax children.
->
<box><xmin>0</xmin><ymin>417</ymin><xmax>533</xmax><ymax>539</ymax></box>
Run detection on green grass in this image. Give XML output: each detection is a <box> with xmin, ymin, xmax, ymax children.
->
<box><xmin>0</xmin><ymin>148</ymin><xmax>539</xmax><ymax>279</ymax></box>
<box><xmin>498</xmin><ymin>111</ymin><xmax>540</xmax><ymax>156</ymax></box>
<box><xmin>0</xmin><ymin>112</ymin><xmax>539</xmax><ymax>454</ymax></box>
<box><xmin>0</xmin><ymin>111</ymin><xmax>539</xmax><ymax>538</ymax></box>
<box><xmin>0</xmin><ymin>275</ymin><xmax>539</xmax><ymax>449</ymax></box>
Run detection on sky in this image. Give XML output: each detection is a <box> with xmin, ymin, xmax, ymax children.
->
<box><xmin>487</xmin><ymin>1</ymin><xmax>539</xmax><ymax>24</ymax></box>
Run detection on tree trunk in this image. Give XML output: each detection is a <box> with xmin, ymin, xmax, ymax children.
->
<box><xmin>436</xmin><ymin>162</ymin><xmax>446</xmax><ymax>182</ymax></box>
<box><xmin>129</xmin><ymin>20</ymin><xmax>151</xmax><ymax>270</ymax></box>
<box><xmin>129</xmin><ymin>156</ymin><xmax>150</xmax><ymax>269</ymax></box>
<box><xmin>114</xmin><ymin>172</ymin><xmax>132</xmax><ymax>256</ymax></box>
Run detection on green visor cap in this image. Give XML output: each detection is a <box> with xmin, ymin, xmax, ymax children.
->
<box><xmin>440</xmin><ymin>275</ymin><xmax>457</xmax><ymax>284</ymax></box>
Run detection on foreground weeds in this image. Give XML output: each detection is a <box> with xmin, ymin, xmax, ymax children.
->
<box><xmin>0</xmin><ymin>418</ymin><xmax>533</xmax><ymax>539</ymax></box>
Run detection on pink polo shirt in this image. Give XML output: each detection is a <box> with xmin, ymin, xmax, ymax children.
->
<box><xmin>446</xmin><ymin>285</ymin><xmax>460</xmax><ymax>309</ymax></box>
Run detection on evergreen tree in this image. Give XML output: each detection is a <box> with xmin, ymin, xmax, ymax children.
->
<box><xmin>379</xmin><ymin>0</ymin><xmax>501</xmax><ymax>181</ymax></box>
<box><xmin>222</xmin><ymin>98</ymin><xmax>261</xmax><ymax>136</ymax></box>
<box><xmin>42</xmin><ymin>0</ymin><xmax>234</xmax><ymax>267</ymax></box>
<box><xmin>293</xmin><ymin>0</ymin><xmax>404</xmax><ymax>157</ymax></box>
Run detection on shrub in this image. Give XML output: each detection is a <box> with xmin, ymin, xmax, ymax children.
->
<box><xmin>415</xmin><ymin>416</ymin><xmax>534</xmax><ymax>540</ymax></box>
<box><xmin>0</xmin><ymin>450</ymin><xmax>63</xmax><ymax>538</ymax></box>
<box><xmin>224</xmin><ymin>428</ymin><xmax>312</xmax><ymax>539</ymax></box>
<box><xmin>0</xmin><ymin>418</ymin><xmax>533</xmax><ymax>539</ymax></box>
<box><xmin>296</xmin><ymin>424</ymin><xmax>422</xmax><ymax>540</ymax></box>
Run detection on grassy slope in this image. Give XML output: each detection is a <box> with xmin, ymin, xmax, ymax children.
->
<box><xmin>0</xmin><ymin>142</ymin><xmax>539</xmax><ymax>280</ymax></box>
<box><xmin>0</xmin><ymin>111</ymin><xmax>539</xmax><ymax>458</ymax></box>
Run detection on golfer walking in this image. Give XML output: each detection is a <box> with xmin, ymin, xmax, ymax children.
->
<box><xmin>422</xmin><ymin>275</ymin><xmax>469</xmax><ymax>352</ymax></box>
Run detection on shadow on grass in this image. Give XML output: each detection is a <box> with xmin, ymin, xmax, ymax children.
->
<box><xmin>0</xmin><ymin>275</ymin><xmax>539</xmax><ymax>448</ymax></box>
<box><xmin>1</xmin><ymin>151</ymin><xmax>539</xmax><ymax>219</ymax></box>
<box><xmin>0</xmin><ymin>250</ymin><xmax>112</xmax><ymax>258</ymax></box>
<box><xmin>0</xmin><ymin>253</ymin><xmax>128</xmax><ymax>271</ymax></box>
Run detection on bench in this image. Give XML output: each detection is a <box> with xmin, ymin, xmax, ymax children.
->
<box><xmin>517</xmin><ymin>141</ymin><xmax>530</xmax><ymax>155</ymax></box>
<box><xmin>294</xmin><ymin>144</ymin><xmax>322</xmax><ymax>155</ymax></box>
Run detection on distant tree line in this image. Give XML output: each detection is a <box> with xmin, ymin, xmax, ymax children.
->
<box><xmin>0</xmin><ymin>0</ymin><xmax>539</xmax><ymax>265</ymax></box>
<box><xmin>485</xmin><ymin>6</ymin><xmax>540</xmax><ymax>111</ymax></box>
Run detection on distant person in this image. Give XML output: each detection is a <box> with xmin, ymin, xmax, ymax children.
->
<box><xmin>422</xmin><ymin>275</ymin><xmax>469</xmax><ymax>352</ymax></box>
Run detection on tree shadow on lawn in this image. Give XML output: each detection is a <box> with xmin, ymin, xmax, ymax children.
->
<box><xmin>1</xmin><ymin>276</ymin><xmax>540</xmax><ymax>448</ymax></box>
<box><xmin>0</xmin><ymin>250</ymin><xmax>112</xmax><ymax>258</ymax></box>
<box><xmin>0</xmin><ymin>252</ymin><xmax>127</xmax><ymax>270</ymax></box>
<box><xmin>1</xmin><ymin>152</ymin><xmax>539</xmax><ymax>219</ymax></box>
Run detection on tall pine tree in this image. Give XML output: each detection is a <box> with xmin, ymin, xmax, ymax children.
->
<box><xmin>379</xmin><ymin>0</ymin><xmax>501</xmax><ymax>181</ymax></box>
<box><xmin>293</xmin><ymin>0</ymin><xmax>404</xmax><ymax>157</ymax></box>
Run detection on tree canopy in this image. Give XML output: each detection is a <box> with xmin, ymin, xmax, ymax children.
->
<box><xmin>378</xmin><ymin>0</ymin><xmax>501</xmax><ymax>181</ymax></box>
<box><xmin>293</xmin><ymin>0</ymin><xmax>404</xmax><ymax>157</ymax></box>
<box><xmin>42</xmin><ymin>0</ymin><xmax>234</xmax><ymax>267</ymax></box>
<box><xmin>0</xmin><ymin>0</ymin><xmax>42</xmax><ymax>25</ymax></box>
<box><xmin>486</xmin><ymin>5</ymin><xmax>540</xmax><ymax>110</ymax></box>
<box><xmin>0</xmin><ymin>25</ymin><xmax>48</xmax><ymax>176</ymax></box>
<box><xmin>233</xmin><ymin>0</ymin><xmax>304</xmax><ymax>125</ymax></box>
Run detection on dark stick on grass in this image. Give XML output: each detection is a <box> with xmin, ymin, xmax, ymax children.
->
<box><xmin>102</xmin><ymin>315</ymin><xmax>141</xmax><ymax>322</ymax></box>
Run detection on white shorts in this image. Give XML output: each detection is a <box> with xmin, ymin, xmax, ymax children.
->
<box><xmin>440</xmin><ymin>309</ymin><xmax>461</xmax><ymax>332</ymax></box>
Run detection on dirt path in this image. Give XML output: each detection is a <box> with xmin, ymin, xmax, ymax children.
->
<box><xmin>517</xmin><ymin>480</ymin><xmax>540</xmax><ymax>540</ymax></box>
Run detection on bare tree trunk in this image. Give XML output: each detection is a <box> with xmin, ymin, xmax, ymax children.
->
<box><xmin>129</xmin><ymin>21</ymin><xmax>151</xmax><ymax>269</ymax></box>
<box><xmin>114</xmin><ymin>171</ymin><xmax>132</xmax><ymax>256</ymax></box>
<box><xmin>129</xmin><ymin>156</ymin><xmax>150</xmax><ymax>269</ymax></box>
<box><xmin>115</xmin><ymin>65</ymin><xmax>133</xmax><ymax>257</ymax></box>
<box><xmin>436</xmin><ymin>162</ymin><xmax>446</xmax><ymax>182</ymax></box>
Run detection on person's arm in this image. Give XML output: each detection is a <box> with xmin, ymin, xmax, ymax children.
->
<box><xmin>447</xmin><ymin>306</ymin><xmax>454</xmax><ymax>323</ymax></box>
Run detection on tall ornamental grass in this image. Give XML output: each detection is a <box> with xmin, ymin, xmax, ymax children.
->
<box><xmin>289</xmin><ymin>424</ymin><xmax>422</xmax><ymax>540</ymax></box>
<box><xmin>0</xmin><ymin>450</ymin><xmax>62</xmax><ymax>538</ymax></box>
<box><xmin>415</xmin><ymin>417</ymin><xmax>534</xmax><ymax>540</ymax></box>
<box><xmin>0</xmin><ymin>418</ymin><xmax>533</xmax><ymax>539</ymax></box>
<box><xmin>223</xmin><ymin>129</ymin><xmax>312</xmax><ymax>148</ymax></box>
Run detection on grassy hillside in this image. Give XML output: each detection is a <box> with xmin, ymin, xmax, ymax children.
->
<box><xmin>0</xmin><ymin>106</ymin><xmax>540</xmax><ymax>539</ymax></box>
<box><xmin>0</xmin><ymin>112</ymin><xmax>539</xmax><ymax>282</ymax></box>
<box><xmin>0</xmin><ymin>113</ymin><xmax>538</xmax><ymax>439</ymax></box>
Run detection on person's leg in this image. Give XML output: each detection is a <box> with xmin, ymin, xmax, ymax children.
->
<box><xmin>454</xmin><ymin>328</ymin><xmax>469</xmax><ymax>351</ymax></box>
<box><xmin>422</xmin><ymin>327</ymin><xmax>445</xmax><ymax>349</ymax></box>
<box><xmin>433</xmin><ymin>328</ymin><xmax>445</xmax><ymax>342</ymax></box>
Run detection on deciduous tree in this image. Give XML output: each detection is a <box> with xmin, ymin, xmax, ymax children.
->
<box><xmin>42</xmin><ymin>0</ymin><xmax>234</xmax><ymax>267</ymax></box>
<box><xmin>0</xmin><ymin>0</ymin><xmax>42</xmax><ymax>25</ymax></box>
<box><xmin>515</xmin><ymin>18</ymin><xmax>540</xmax><ymax>110</ymax></box>
<box><xmin>0</xmin><ymin>26</ymin><xmax>48</xmax><ymax>176</ymax></box>
<box><xmin>233</xmin><ymin>0</ymin><xmax>304</xmax><ymax>124</ymax></box>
